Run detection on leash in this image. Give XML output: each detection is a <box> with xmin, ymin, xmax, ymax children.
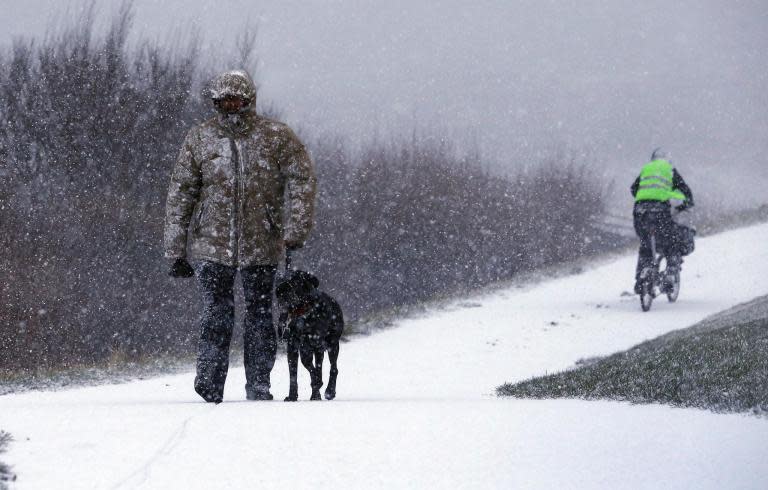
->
<box><xmin>278</xmin><ymin>249</ymin><xmax>293</xmax><ymax>344</ymax></box>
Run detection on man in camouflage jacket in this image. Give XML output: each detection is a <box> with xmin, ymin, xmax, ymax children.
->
<box><xmin>164</xmin><ymin>70</ymin><xmax>316</xmax><ymax>403</ymax></box>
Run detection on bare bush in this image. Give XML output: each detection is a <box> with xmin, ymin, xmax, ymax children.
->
<box><xmin>301</xmin><ymin>138</ymin><xmax>613</xmax><ymax>319</ymax></box>
<box><xmin>0</xmin><ymin>4</ymin><xmax>204</xmax><ymax>370</ymax></box>
<box><xmin>0</xmin><ymin>6</ymin><xmax>620</xmax><ymax>375</ymax></box>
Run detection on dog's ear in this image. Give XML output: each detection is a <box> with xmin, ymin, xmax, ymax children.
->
<box><xmin>276</xmin><ymin>275</ymin><xmax>299</xmax><ymax>304</ymax></box>
<box><xmin>275</xmin><ymin>279</ymin><xmax>289</xmax><ymax>300</ymax></box>
<box><xmin>295</xmin><ymin>271</ymin><xmax>320</xmax><ymax>289</ymax></box>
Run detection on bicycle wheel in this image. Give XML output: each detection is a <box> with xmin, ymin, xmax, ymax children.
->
<box><xmin>666</xmin><ymin>272</ymin><xmax>680</xmax><ymax>303</ymax></box>
<box><xmin>640</xmin><ymin>281</ymin><xmax>654</xmax><ymax>312</ymax></box>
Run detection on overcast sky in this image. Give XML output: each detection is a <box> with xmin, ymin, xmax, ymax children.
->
<box><xmin>1</xmin><ymin>0</ymin><xmax>767</xmax><ymax>209</ymax></box>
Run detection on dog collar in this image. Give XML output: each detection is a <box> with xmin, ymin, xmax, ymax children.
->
<box><xmin>290</xmin><ymin>303</ymin><xmax>313</xmax><ymax>319</ymax></box>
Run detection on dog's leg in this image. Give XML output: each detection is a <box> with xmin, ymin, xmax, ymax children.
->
<box><xmin>325</xmin><ymin>340</ymin><xmax>339</xmax><ymax>400</ymax></box>
<box><xmin>310</xmin><ymin>350</ymin><xmax>324</xmax><ymax>401</ymax></box>
<box><xmin>284</xmin><ymin>340</ymin><xmax>299</xmax><ymax>402</ymax></box>
<box><xmin>299</xmin><ymin>346</ymin><xmax>321</xmax><ymax>401</ymax></box>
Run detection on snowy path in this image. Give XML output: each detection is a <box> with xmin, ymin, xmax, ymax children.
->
<box><xmin>2</xmin><ymin>224</ymin><xmax>768</xmax><ymax>489</ymax></box>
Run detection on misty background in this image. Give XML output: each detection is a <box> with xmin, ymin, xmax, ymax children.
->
<box><xmin>2</xmin><ymin>0</ymin><xmax>767</xmax><ymax>210</ymax></box>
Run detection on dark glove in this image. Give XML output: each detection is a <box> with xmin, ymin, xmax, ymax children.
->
<box><xmin>675</xmin><ymin>203</ymin><xmax>691</xmax><ymax>212</ymax></box>
<box><xmin>169</xmin><ymin>258</ymin><xmax>194</xmax><ymax>278</ymax></box>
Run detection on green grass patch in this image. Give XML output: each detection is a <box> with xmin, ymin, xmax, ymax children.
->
<box><xmin>498</xmin><ymin>297</ymin><xmax>768</xmax><ymax>415</ymax></box>
<box><xmin>0</xmin><ymin>431</ymin><xmax>14</xmax><ymax>489</ymax></box>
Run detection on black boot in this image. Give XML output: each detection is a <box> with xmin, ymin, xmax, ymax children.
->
<box><xmin>246</xmin><ymin>384</ymin><xmax>273</xmax><ymax>401</ymax></box>
<box><xmin>195</xmin><ymin>378</ymin><xmax>223</xmax><ymax>404</ymax></box>
<box><xmin>661</xmin><ymin>256</ymin><xmax>682</xmax><ymax>293</ymax></box>
<box><xmin>666</xmin><ymin>255</ymin><xmax>682</xmax><ymax>274</ymax></box>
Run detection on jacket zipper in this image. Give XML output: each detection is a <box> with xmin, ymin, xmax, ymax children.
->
<box><xmin>229</xmin><ymin>138</ymin><xmax>242</xmax><ymax>266</ymax></box>
<box><xmin>238</xmin><ymin>142</ymin><xmax>246</xmax><ymax>262</ymax></box>
<box><xmin>194</xmin><ymin>202</ymin><xmax>204</xmax><ymax>233</ymax></box>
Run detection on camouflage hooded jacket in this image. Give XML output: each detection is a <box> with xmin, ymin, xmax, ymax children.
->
<box><xmin>164</xmin><ymin>71</ymin><xmax>316</xmax><ymax>268</ymax></box>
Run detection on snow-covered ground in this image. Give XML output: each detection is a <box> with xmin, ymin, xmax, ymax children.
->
<box><xmin>2</xmin><ymin>224</ymin><xmax>768</xmax><ymax>489</ymax></box>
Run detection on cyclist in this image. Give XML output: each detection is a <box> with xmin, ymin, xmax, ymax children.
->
<box><xmin>631</xmin><ymin>148</ymin><xmax>694</xmax><ymax>294</ymax></box>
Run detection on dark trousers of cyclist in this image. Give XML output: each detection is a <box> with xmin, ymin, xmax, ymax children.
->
<box><xmin>633</xmin><ymin>201</ymin><xmax>681</xmax><ymax>289</ymax></box>
<box><xmin>193</xmin><ymin>261</ymin><xmax>277</xmax><ymax>402</ymax></box>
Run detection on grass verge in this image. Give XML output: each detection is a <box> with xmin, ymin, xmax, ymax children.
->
<box><xmin>0</xmin><ymin>431</ymin><xmax>14</xmax><ymax>489</ymax></box>
<box><xmin>497</xmin><ymin>296</ymin><xmax>768</xmax><ymax>415</ymax></box>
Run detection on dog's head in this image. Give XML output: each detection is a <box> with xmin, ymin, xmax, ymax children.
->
<box><xmin>275</xmin><ymin>270</ymin><xmax>320</xmax><ymax>311</ymax></box>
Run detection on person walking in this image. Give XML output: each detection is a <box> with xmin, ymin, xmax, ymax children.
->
<box><xmin>630</xmin><ymin>148</ymin><xmax>694</xmax><ymax>294</ymax></box>
<box><xmin>164</xmin><ymin>70</ymin><xmax>316</xmax><ymax>403</ymax></box>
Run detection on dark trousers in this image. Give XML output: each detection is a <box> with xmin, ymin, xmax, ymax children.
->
<box><xmin>194</xmin><ymin>261</ymin><xmax>277</xmax><ymax>398</ymax></box>
<box><xmin>633</xmin><ymin>201</ymin><xmax>681</xmax><ymax>281</ymax></box>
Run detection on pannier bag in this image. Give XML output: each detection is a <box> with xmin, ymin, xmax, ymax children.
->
<box><xmin>676</xmin><ymin>223</ymin><xmax>696</xmax><ymax>256</ymax></box>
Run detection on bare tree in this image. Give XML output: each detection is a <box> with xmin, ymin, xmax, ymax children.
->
<box><xmin>234</xmin><ymin>22</ymin><xmax>260</xmax><ymax>83</ymax></box>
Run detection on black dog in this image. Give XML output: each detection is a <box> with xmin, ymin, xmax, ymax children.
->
<box><xmin>276</xmin><ymin>270</ymin><xmax>344</xmax><ymax>401</ymax></box>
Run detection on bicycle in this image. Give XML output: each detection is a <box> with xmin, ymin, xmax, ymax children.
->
<box><xmin>638</xmin><ymin>232</ymin><xmax>680</xmax><ymax>312</ymax></box>
<box><xmin>636</xmin><ymin>208</ymin><xmax>692</xmax><ymax>312</ymax></box>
